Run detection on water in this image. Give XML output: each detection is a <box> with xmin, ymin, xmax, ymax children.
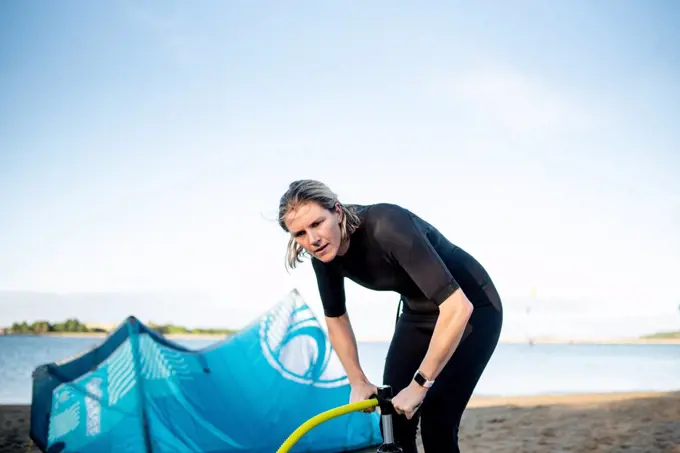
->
<box><xmin>0</xmin><ymin>335</ymin><xmax>678</xmax><ymax>404</ymax></box>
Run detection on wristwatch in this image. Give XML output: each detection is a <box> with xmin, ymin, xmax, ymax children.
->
<box><xmin>413</xmin><ymin>369</ymin><xmax>435</xmax><ymax>388</ymax></box>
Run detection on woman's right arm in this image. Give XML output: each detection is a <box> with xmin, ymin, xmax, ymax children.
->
<box><xmin>326</xmin><ymin>314</ymin><xmax>378</xmax><ymax>409</ymax></box>
<box><xmin>312</xmin><ymin>258</ymin><xmax>378</xmax><ymax>405</ymax></box>
<box><xmin>325</xmin><ymin>314</ymin><xmax>369</xmax><ymax>385</ymax></box>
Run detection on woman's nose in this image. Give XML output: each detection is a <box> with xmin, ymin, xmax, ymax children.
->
<box><xmin>308</xmin><ymin>231</ymin><xmax>320</xmax><ymax>244</ymax></box>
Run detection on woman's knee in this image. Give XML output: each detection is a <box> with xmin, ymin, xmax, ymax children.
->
<box><xmin>420</xmin><ymin>411</ymin><xmax>461</xmax><ymax>452</ymax></box>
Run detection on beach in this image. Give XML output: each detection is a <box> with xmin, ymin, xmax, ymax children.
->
<box><xmin>2</xmin><ymin>391</ymin><xmax>678</xmax><ymax>453</ymax></box>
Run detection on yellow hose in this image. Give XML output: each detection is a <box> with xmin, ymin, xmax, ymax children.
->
<box><xmin>276</xmin><ymin>398</ymin><xmax>380</xmax><ymax>453</ymax></box>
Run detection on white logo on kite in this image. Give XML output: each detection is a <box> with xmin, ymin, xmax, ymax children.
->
<box><xmin>259</xmin><ymin>293</ymin><xmax>348</xmax><ymax>388</ymax></box>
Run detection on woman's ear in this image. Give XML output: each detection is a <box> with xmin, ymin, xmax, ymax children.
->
<box><xmin>334</xmin><ymin>203</ymin><xmax>343</xmax><ymax>222</ymax></box>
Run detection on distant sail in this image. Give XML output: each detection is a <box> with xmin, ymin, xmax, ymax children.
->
<box><xmin>30</xmin><ymin>289</ymin><xmax>382</xmax><ymax>452</ymax></box>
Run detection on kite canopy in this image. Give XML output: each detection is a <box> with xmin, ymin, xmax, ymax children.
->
<box><xmin>30</xmin><ymin>289</ymin><xmax>382</xmax><ymax>452</ymax></box>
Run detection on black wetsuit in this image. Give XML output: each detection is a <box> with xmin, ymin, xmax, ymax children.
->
<box><xmin>311</xmin><ymin>203</ymin><xmax>503</xmax><ymax>453</ymax></box>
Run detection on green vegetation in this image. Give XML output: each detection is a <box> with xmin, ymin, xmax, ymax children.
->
<box><xmin>640</xmin><ymin>330</ymin><xmax>680</xmax><ymax>340</ymax></box>
<box><xmin>5</xmin><ymin>319</ymin><xmax>105</xmax><ymax>334</ymax></box>
<box><xmin>2</xmin><ymin>318</ymin><xmax>237</xmax><ymax>336</ymax></box>
<box><xmin>147</xmin><ymin>322</ymin><xmax>237</xmax><ymax>336</ymax></box>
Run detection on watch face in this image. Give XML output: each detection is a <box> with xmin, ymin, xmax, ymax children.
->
<box><xmin>413</xmin><ymin>370</ymin><xmax>433</xmax><ymax>387</ymax></box>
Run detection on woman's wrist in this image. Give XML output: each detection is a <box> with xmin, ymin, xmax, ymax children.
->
<box><xmin>408</xmin><ymin>378</ymin><xmax>430</xmax><ymax>395</ymax></box>
<box><xmin>348</xmin><ymin>371</ymin><xmax>370</xmax><ymax>386</ymax></box>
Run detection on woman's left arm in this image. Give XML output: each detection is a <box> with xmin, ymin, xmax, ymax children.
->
<box><xmin>390</xmin><ymin>289</ymin><xmax>474</xmax><ymax>419</ymax></box>
<box><xmin>416</xmin><ymin>288</ymin><xmax>473</xmax><ymax>384</ymax></box>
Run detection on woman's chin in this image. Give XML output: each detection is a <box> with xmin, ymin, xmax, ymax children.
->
<box><xmin>314</xmin><ymin>245</ymin><xmax>337</xmax><ymax>261</ymax></box>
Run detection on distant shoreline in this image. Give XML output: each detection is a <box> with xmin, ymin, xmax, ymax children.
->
<box><xmin>499</xmin><ymin>337</ymin><xmax>680</xmax><ymax>345</ymax></box>
<box><xmin>0</xmin><ymin>332</ymin><xmax>231</xmax><ymax>340</ymax></box>
<box><xmin>3</xmin><ymin>332</ymin><xmax>679</xmax><ymax>345</ymax></box>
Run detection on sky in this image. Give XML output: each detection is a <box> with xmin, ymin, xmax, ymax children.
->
<box><xmin>1</xmin><ymin>0</ymin><xmax>679</xmax><ymax>341</ymax></box>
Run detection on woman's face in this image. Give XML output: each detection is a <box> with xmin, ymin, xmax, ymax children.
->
<box><xmin>284</xmin><ymin>201</ymin><xmax>344</xmax><ymax>262</ymax></box>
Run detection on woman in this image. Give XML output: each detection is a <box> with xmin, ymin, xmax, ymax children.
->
<box><xmin>278</xmin><ymin>179</ymin><xmax>503</xmax><ymax>453</ymax></box>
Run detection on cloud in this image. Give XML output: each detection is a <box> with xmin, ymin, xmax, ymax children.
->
<box><xmin>424</xmin><ymin>64</ymin><xmax>603</xmax><ymax>135</ymax></box>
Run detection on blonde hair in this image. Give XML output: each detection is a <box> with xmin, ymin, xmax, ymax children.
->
<box><xmin>278</xmin><ymin>179</ymin><xmax>361</xmax><ymax>270</ymax></box>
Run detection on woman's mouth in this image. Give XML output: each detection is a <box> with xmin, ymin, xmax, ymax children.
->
<box><xmin>316</xmin><ymin>244</ymin><xmax>329</xmax><ymax>254</ymax></box>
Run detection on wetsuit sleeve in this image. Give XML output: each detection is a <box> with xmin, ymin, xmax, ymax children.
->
<box><xmin>369</xmin><ymin>204</ymin><xmax>461</xmax><ymax>305</ymax></box>
<box><xmin>311</xmin><ymin>258</ymin><xmax>347</xmax><ymax>317</ymax></box>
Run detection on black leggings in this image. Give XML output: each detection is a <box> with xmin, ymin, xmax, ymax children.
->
<box><xmin>382</xmin><ymin>301</ymin><xmax>503</xmax><ymax>452</ymax></box>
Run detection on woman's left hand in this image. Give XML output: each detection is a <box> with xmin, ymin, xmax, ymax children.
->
<box><xmin>391</xmin><ymin>381</ymin><xmax>428</xmax><ymax>419</ymax></box>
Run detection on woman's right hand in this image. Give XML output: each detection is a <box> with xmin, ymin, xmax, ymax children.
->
<box><xmin>350</xmin><ymin>380</ymin><xmax>379</xmax><ymax>412</ymax></box>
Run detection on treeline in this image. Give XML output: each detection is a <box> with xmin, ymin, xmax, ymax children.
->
<box><xmin>640</xmin><ymin>330</ymin><xmax>680</xmax><ymax>339</ymax></box>
<box><xmin>147</xmin><ymin>322</ymin><xmax>237</xmax><ymax>335</ymax></box>
<box><xmin>3</xmin><ymin>318</ymin><xmax>237</xmax><ymax>336</ymax></box>
<box><xmin>6</xmin><ymin>319</ymin><xmax>104</xmax><ymax>334</ymax></box>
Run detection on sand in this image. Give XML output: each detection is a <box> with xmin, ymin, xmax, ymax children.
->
<box><xmin>2</xmin><ymin>391</ymin><xmax>679</xmax><ymax>453</ymax></box>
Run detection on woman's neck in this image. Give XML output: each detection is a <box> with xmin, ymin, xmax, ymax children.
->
<box><xmin>337</xmin><ymin>237</ymin><xmax>350</xmax><ymax>256</ymax></box>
